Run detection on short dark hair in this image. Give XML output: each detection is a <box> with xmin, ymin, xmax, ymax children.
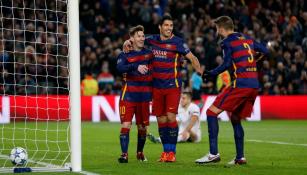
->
<box><xmin>182</xmin><ymin>91</ymin><xmax>192</xmax><ymax>99</ymax></box>
<box><xmin>129</xmin><ymin>25</ymin><xmax>144</xmax><ymax>37</ymax></box>
<box><xmin>159</xmin><ymin>14</ymin><xmax>173</xmax><ymax>26</ymax></box>
<box><xmin>213</xmin><ymin>16</ymin><xmax>234</xmax><ymax>31</ymax></box>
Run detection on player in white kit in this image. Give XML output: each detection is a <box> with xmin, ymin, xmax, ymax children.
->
<box><xmin>177</xmin><ymin>91</ymin><xmax>201</xmax><ymax>143</ymax></box>
<box><xmin>147</xmin><ymin>91</ymin><xmax>201</xmax><ymax>143</ymax></box>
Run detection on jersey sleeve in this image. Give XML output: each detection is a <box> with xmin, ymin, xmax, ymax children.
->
<box><xmin>253</xmin><ymin>40</ymin><xmax>269</xmax><ymax>55</ymax></box>
<box><xmin>116</xmin><ymin>52</ymin><xmax>138</xmax><ymax>73</ymax></box>
<box><xmin>177</xmin><ymin>38</ymin><xmax>191</xmax><ymax>56</ymax></box>
<box><xmin>190</xmin><ymin>104</ymin><xmax>200</xmax><ymax>117</ymax></box>
<box><xmin>209</xmin><ymin>41</ymin><xmax>232</xmax><ymax>76</ymax></box>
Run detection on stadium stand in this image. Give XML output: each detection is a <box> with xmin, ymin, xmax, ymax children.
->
<box><xmin>1</xmin><ymin>0</ymin><xmax>307</xmax><ymax>95</ymax></box>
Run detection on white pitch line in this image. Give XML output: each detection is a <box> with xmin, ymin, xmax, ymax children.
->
<box><xmin>247</xmin><ymin>139</ymin><xmax>307</xmax><ymax>147</ymax></box>
<box><xmin>79</xmin><ymin>171</ymin><xmax>101</xmax><ymax>175</ymax></box>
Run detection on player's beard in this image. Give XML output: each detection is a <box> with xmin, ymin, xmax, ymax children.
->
<box><xmin>162</xmin><ymin>29</ymin><xmax>172</xmax><ymax>39</ymax></box>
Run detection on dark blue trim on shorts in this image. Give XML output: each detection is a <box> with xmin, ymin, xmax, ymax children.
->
<box><xmin>217</xmin><ymin>87</ymin><xmax>234</xmax><ymax>108</ymax></box>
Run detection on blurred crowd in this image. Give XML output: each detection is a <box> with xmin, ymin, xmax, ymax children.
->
<box><xmin>79</xmin><ymin>0</ymin><xmax>307</xmax><ymax>96</ymax></box>
<box><xmin>0</xmin><ymin>0</ymin><xmax>69</xmax><ymax>95</ymax></box>
<box><xmin>1</xmin><ymin>0</ymin><xmax>307</xmax><ymax>96</ymax></box>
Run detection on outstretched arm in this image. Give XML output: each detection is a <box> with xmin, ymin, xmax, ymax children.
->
<box><xmin>254</xmin><ymin>40</ymin><xmax>269</xmax><ymax>62</ymax></box>
<box><xmin>209</xmin><ymin>46</ymin><xmax>232</xmax><ymax>76</ymax></box>
<box><xmin>185</xmin><ymin>52</ymin><xmax>202</xmax><ymax>74</ymax></box>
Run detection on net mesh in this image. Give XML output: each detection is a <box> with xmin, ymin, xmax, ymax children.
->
<box><xmin>0</xmin><ymin>0</ymin><xmax>70</xmax><ymax>169</ymax></box>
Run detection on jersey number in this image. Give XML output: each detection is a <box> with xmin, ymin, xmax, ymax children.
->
<box><xmin>120</xmin><ymin>106</ymin><xmax>126</xmax><ymax>115</ymax></box>
<box><xmin>243</xmin><ymin>43</ymin><xmax>254</xmax><ymax>63</ymax></box>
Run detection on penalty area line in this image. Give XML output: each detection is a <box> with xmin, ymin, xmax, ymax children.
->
<box><xmin>247</xmin><ymin>139</ymin><xmax>307</xmax><ymax>147</ymax></box>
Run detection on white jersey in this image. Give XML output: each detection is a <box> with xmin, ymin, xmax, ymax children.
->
<box><xmin>177</xmin><ymin>103</ymin><xmax>201</xmax><ymax>142</ymax></box>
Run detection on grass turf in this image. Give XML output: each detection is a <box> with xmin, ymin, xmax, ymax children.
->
<box><xmin>1</xmin><ymin>120</ymin><xmax>307</xmax><ymax>175</ymax></box>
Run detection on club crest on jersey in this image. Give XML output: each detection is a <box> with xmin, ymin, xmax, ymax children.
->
<box><xmin>166</xmin><ymin>44</ymin><xmax>172</xmax><ymax>49</ymax></box>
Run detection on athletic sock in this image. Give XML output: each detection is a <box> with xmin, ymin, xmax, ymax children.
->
<box><xmin>158</xmin><ymin>122</ymin><xmax>169</xmax><ymax>152</ymax></box>
<box><xmin>232</xmin><ymin>120</ymin><xmax>244</xmax><ymax>159</ymax></box>
<box><xmin>137</xmin><ymin>127</ymin><xmax>147</xmax><ymax>152</ymax></box>
<box><xmin>168</xmin><ymin>121</ymin><xmax>178</xmax><ymax>153</ymax></box>
<box><xmin>120</xmin><ymin>128</ymin><xmax>130</xmax><ymax>154</ymax></box>
<box><xmin>207</xmin><ymin>109</ymin><xmax>219</xmax><ymax>155</ymax></box>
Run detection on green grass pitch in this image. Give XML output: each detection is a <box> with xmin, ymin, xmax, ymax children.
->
<box><xmin>1</xmin><ymin>120</ymin><xmax>307</xmax><ymax>175</ymax></box>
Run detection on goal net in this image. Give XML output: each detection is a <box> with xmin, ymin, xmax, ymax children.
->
<box><xmin>0</xmin><ymin>0</ymin><xmax>81</xmax><ymax>173</ymax></box>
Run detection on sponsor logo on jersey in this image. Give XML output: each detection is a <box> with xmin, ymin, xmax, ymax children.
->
<box><xmin>152</xmin><ymin>49</ymin><xmax>167</xmax><ymax>58</ymax></box>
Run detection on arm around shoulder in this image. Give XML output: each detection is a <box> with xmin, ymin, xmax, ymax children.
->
<box><xmin>116</xmin><ymin>52</ymin><xmax>138</xmax><ymax>73</ymax></box>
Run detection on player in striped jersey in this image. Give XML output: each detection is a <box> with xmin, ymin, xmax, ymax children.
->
<box><xmin>148</xmin><ymin>15</ymin><xmax>202</xmax><ymax>162</ymax></box>
<box><xmin>117</xmin><ymin>25</ymin><xmax>154</xmax><ymax>163</ymax></box>
<box><xmin>124</xmin><ymin>15</ymin><xmax>202</xmax><ymax>162</ymax></box>
<box><xmin>195</xmin><ymin>16</ymin><xmax>269</xmax><ymax>165</ymax></box>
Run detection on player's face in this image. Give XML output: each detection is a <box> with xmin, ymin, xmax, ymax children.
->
<box><xmin>180</xmin><ymin>94</ymin><xmax>191</xmax><ymax>107</ymax></box>
<box><xmin>159</xmin><ymin>20</ymin><xmax>173</xmax><ymax>38</ymax></box>
<box><xmin>131</xmin><ymin>31</ymin><xmax>145</xmax><ymax>49</ymax></box>
<box><xmin>216</xmin><ymin>26</ymin><xmax>226</xmax><ymax>38</ymax></box>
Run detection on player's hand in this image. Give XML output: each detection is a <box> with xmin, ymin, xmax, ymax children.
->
<box><xmin>137</xmin><ymin>65</ymin><xmax>148</xmax><ymax>74</ymax></box>
<box><xmin>255</xmin><ymin>52</ymin><xmax>265</xmax><ymax>62</ymax></box>
<box><xmin>201</xmin><ymin>70</ymin><xmax>210</xmax><ymax>81</ymax></box>
<box><xmin>123</xmin><ymin>40</ymin><xmax>133</xmax><ymax>53</ymax></box>
<box><xmin>181</xmin><ymin>131</ymin><xmax>190</xmax><ymax>140</ymax></box>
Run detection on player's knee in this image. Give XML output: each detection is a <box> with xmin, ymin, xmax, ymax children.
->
<box><xmin>231</xmin><ymin>114</ymin><xmax>241</xmax><ymax>124</ymax></box>
<box><xmin>121</xmin><ymin>122</ymin><xmax>131</xmax><ymax>129</ymax></box>
<box><xmin>192</xmin><ymin>136</ymin><xmax>201</xmax><ymax>143</ymax></box>
<box><xmin>166</xmin><ymin>112</ymin><xmax>176</xmax><ymax>122</ymax></box>
<box><xmin>189</xmin><ymin>132</ymin><xmax>199</xmax><ymax>142</ymax></box>
<box><xmin>157</xmin><ymin>116</ymin><xmax>167</xmax><ymax>124</ymax></box>
<box><xmin>206</xmin><ymin>108</ymin><xmax>218</xmax><ymax>117</ymax></box>
<box><xmin>137</xmin><ymin>125</ymin><xmax>147</xmax><ymax>131</ymax></box>
<box><xmin>168</xmin><ymin>117</ymin><xmax>177</xmax><ymax>123</ymax></box>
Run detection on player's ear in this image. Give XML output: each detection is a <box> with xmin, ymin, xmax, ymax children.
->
<box><xmin>130</xmin><ymin>36</ymin><xmax>134</xmax><ymax>42</ymax></box>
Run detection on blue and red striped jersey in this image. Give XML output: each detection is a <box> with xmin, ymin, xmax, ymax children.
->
<box><xmin>117</xmin><ymin>48</ymin><xmax>154</xmax><ymax>102</ymax></box>
<box><xmin>145</xmin><ymin>34</ymin><xmax>190</xmax><ymax>89</ymax></box>
<box><xmin>209</xmin><ymin>32</ymin><xmax>268</xmax><ymax>88</ymax></box>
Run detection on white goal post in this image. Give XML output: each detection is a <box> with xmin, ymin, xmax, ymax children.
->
<box><xmin>0</xmin><ymin>0</ymin><xmax>81</xmax><ymax>173</ymax></box>
<box><xmin>68</xmin><ymin>0</ymin><xmax>81</xmax><ymax>172</ymax></box>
